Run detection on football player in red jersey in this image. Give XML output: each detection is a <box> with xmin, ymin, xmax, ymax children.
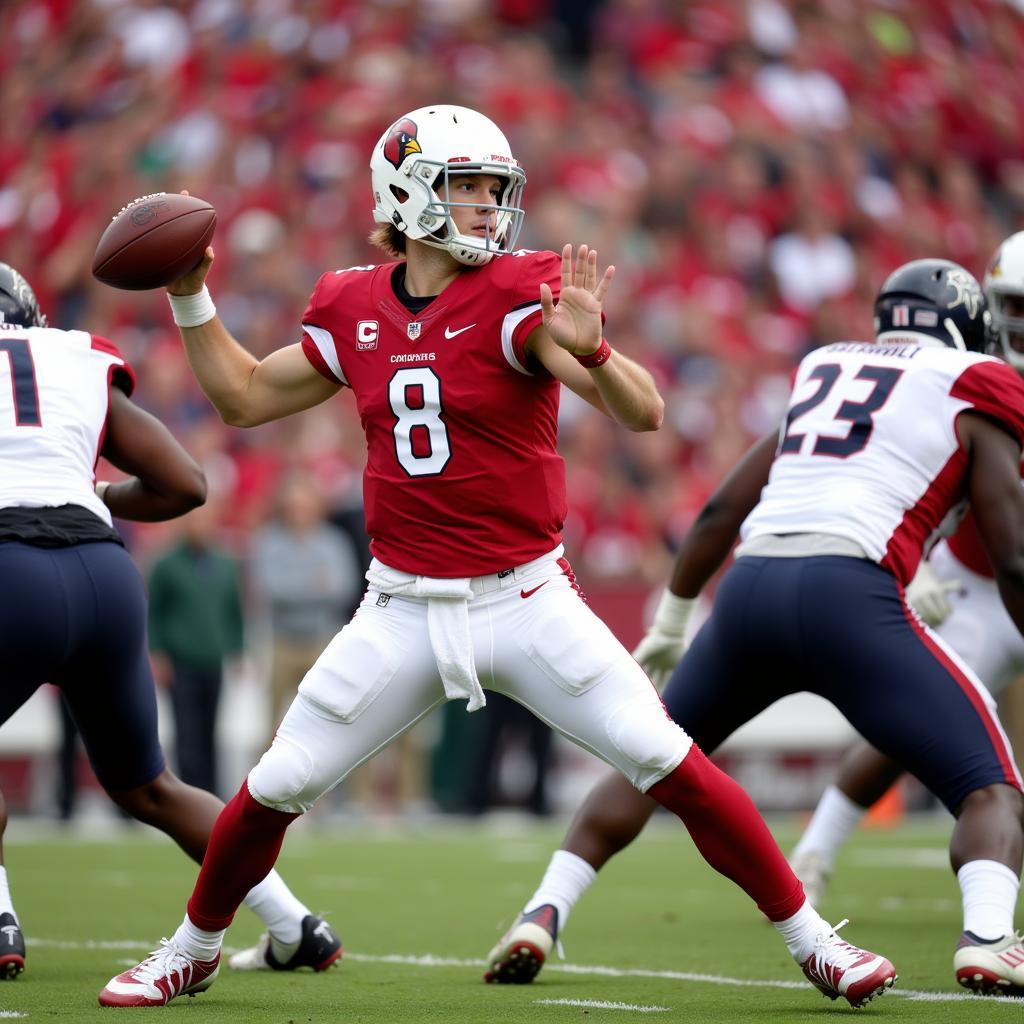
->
<box><xmin>100</xmin><ymin>105</ymin><xmax>895</xmax><ymax>1009</ymax></box>
<box><xmin>490</xmin><ymin>258</ymin><xmax>1024</xmax><ymax>997</ymax></box>
<box><xmin>0</xmin><ymin>264</ymin><xmax>339</xmax><ymax>982</ymax></box>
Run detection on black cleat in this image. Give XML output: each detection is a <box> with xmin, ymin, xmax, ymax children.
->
<box><xmin>228</xmin><ymin>914</ymin><xmax>342</xmax><ymax>972</ymax></box>
<box><xmin>0</xmin><ymin>913</ymin><xmax>25</xmax><ymax>979</ymax></box>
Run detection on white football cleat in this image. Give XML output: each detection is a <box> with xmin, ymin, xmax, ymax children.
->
<box><xmin>954</xmin><ymin>930</ymin><xmax>1024</xmax><ymax>995</ymax></box>
<box><xmin>799</xmin><ymin>919</ymin><xmax>897</xmax><ymax>1008</ymax></box>
<box><xmin>484</xmin><ymin>904</ymin><xmax>558</xmax><ymax>984</ymax></box>
<box><xmin>98</xmin><ymin>939</ymin><xmax>220</xmax><ymax>1007</ymax></box>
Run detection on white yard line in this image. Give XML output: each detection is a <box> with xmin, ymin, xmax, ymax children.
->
<box><xmin>536</xmin><ymin>998</ymin><xmax>669</xmax><ymax>1012</ymax></box>
<box><xmin>23</xmin><ymin>940</ymin><xmax>1022</xmax><ymax>1006</ymax></box>
<box><xmin>343</xmin><ymin>952</ymin><xmax>1021</xmax><ymax>1005</ymax></box>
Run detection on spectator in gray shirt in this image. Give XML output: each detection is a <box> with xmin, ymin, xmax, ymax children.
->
<box><xmin>251</xmin><ymin>471</ymin><xmax>362</xmax><ymax>740</ymax></box>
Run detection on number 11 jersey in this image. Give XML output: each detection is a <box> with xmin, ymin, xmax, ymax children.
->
<box><xmin>0</xmin><ymin>325</ymin><xmax>134</xmax><ymax>524</ymax></box>
<box><xmin>741</xmin><ymin>340</ymin><xmax>1024</xmax><ymax>586</ymax></box>
<box><xmin>300</xmin><ymin>250</ymin><xmax>565</xmax><ymax>578</ymax></box>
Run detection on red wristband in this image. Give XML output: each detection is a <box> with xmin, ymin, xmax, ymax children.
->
<box><xmin>575</xmin><ymin>337</ymin><xmax>612</xmax><ymax>368</ymax></box>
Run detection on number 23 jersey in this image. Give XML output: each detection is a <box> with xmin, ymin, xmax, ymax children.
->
<box><xmin>741</xmin><ymin>340</ymin><xmax>1024</xmax><ymax>586</ymax></box>
<box><xmin>300</xmin><ymin>250</ymin><xmax>565</xmax><ymax>578</ymax></box>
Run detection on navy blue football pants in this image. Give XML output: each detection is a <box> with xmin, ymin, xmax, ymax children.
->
<box><xmin>662</xmin><ymin>555</ymin><xmax>1019</xmax><ymax>813</ymax></box>
<box><xmin>0</xmin><ymin>541</ymin><xmax>165</xmax><ymax>791</ymax></box>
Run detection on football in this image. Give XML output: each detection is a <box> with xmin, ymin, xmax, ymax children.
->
<box><xmin>92</xmin><ymin>192</ymin><xmax>216</xmax><ymax>291</ymax></box>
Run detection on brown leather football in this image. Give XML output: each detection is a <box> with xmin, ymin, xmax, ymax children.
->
<box><xmin>92</xmin><ymin>193</ymin><xmax>216</xmax><ymax>291</ymax></box>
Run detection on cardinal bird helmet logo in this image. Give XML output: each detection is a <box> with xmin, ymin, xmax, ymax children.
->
<box><xmin>383</xmin><ymin>118</ymin><xmax>422</xmax><ymax>170</ymax></box>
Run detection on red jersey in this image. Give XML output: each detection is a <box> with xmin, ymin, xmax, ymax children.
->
<box><xmin>301</xmin><ymin>250</ymin><xmax>565</xmax><ymax>577</ymax></box>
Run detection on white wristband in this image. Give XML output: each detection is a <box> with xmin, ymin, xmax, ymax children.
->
<box><xmin>96</xmin><ymin>481</ymin><xmax>110</xmax><ymax>503</ymax></box>
<box><xmin>651</xmin><ymin>588</ymin><xmax>695</xmax><ymax>638</ymax></box>
<box><xmin>168</xmin><ymin>286</ymin><xmax>216</xmax><ymax>328</ymax></box>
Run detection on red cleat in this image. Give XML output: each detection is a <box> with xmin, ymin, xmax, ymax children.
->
<box><xmin>98</xmin><ymin>939</ymin><xmax>220</xmax><ymax>1007</ymax></box>
<box><xmin>799</xmin><ymin>919</ymin><xmax>897</xmax><ymax>1008</ymax></box>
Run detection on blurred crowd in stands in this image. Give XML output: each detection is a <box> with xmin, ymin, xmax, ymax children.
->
<box><xmin>8</xmin><ymin>0</ymin><xmax>1024</xmax><ymax>819</ymax></box>
<box><xmin>4</xmin><ymin>0</ymin><xmax>1024</xmax><ymax>588</ymax></box>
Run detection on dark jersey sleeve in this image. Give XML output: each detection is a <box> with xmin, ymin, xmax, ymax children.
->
<box><xmin>951</xmin><ymin>359</ymin><xmax>1024</xmax><ymax>449</ymax></box>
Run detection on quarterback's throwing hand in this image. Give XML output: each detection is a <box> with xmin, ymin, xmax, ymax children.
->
<box><xmin>167</xmin><ymin>191</ymin><xmax>215</xmax><ymax>297</ymax></box>
<box><xmin>540</xmin><ymin>244</ymin><xmax>615</xmax><ymax>357</ymax></box>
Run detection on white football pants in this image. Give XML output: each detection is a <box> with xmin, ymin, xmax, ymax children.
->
<box><xmin>248</xmin><ymin>548</ymin><xmax>691</xmax><ymax>813</ymax></box>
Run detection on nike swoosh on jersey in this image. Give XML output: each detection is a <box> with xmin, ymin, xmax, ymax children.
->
<box><xmin>520</xmin><ymin>581</ymin><xmax>548</xmax><ymax>599</ymax></box>
<box><xmin>444</xmin><ymin>324</ymin><xmax>476</xmax><ymax>339</ymax></box>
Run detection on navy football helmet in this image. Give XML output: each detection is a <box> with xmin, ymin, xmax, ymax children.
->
<box><xmin>0</xmin><ymin>263</ymin><xmax>46</xmax><ymax>328</ymax></box>
<box><xmin>873</xmin><ymin>258</ymin><xmax>987</xmax><ymax>353</ymax></box>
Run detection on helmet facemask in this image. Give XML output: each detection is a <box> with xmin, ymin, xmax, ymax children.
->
<box><xmin>988</xmin><ymin>288</ymin><xmax>1024</xmax><ymax>371</ymax></box>
<box><xmin>984</xmin><ymin>232</ymin><xmax>1024</xmax><ymax>372</ymax></box>
<box><xmin>414</xmin><ymin>162</ymin><xmax>526</xmax><ymax>267</ymax></box>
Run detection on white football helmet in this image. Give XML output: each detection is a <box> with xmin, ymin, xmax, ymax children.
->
<box><xmin>985</xmin><ymin>231</ymin><xmax>1024</xmax><ymax>372</ymax></box>
<box><xmin>370</xmin><ymin>105</ymin><xmax>526</xmax><ymax>267</ymax></box>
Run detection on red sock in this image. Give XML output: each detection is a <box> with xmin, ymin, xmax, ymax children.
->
<box><xmin>186</xmin><ymin>782</ymin><xmax>299</xmax><ymax>931</ymax></box>
<box><xmin>648</xmin><ymin>745</ymin><xmax>805</xmax><ymax>922</ymax></box>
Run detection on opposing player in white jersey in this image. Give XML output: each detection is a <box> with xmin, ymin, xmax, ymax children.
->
<box><xmin>100</xmin><ymin>104</ymin><xmax>895</xmax><ymax>1010</ymax></box>
<box><xmin>790</xmin><ymin>231</ymin><xmax>1024</xmax><ymax>917</ymax></box>
<box><xmin>0</xmin><ymin>265</ymin><xmax>340</xmax><ymax>982</ymax></box>
<box><xmin>488</xmin><ymin>258</ymin><xmax>1024</xmax><ymax>997</ymax></box>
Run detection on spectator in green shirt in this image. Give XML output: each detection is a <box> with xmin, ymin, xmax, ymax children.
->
<box><xmin>148</xmin><ymin>501</ymin><xmax>244</xmax><ymax>796</ymax></box>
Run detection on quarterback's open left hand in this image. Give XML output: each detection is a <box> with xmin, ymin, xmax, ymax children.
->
<box><xmin>540</xmin><ymin>244</ymin><xmax>614</xmax><ymax>357</ymax></box>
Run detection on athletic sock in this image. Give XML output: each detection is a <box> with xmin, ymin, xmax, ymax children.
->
<box><xmin>958</xmin><ymin>859</ymin><xmax>1019</xmax><ymax>941</ymax></box>
<box><xmin>647</xmin><ymin>745</ymin><xmax>805</xmax><ymax>922</ymax></box>
<box><xmin>0</xmin><ymin>865</ymin><xmax>16</xmax><ymax>921</ymax></box>
<box><xmin>522</xmin><ymin>850</ymin><xmax>596</xmax><ymax>934</ymax></box>
<box><xmin>174</xmin><ymin>914</ymin><xmax>225</xmax><ymax>962</ymax></box>
<box><xmin>773</xmin><ymin>900</ymin><xmax>832</xmax><ymax>963</ymax></box>
<box><xmin>242</xmin><ymin>870</ymin><xmax>309</xmax><ymax>945</ymax></box>
<box><xmin>791</xmin><ymin>784</ymin><xmax>867</xmax><ymax>866</ymax></box>
<box><xmin>186</xmin><ymin>781</ymin><xmax>299</xmax><ymax>933</ymax></box>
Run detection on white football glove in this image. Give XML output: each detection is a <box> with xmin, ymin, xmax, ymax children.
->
<box><xmin>631</xmin><ymin>589</ymin><xmax>695</xmax><ymax>689</ymax></box>
<box><xmin>906</xmin><ymin>559</ymin><xmax>961</xmax><ymax>628</ymax></box>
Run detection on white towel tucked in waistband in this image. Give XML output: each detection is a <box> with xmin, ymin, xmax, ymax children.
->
<box><xmin>365</xmin><ymin>560</ymin><xmax>486</xmax><ymax>712</ymax></box>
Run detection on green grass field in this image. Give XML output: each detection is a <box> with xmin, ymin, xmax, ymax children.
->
<box><xmin>1</xmin><ymin>813</ymin><xmax>1021</xmax><ymax>1022</ymax></box>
